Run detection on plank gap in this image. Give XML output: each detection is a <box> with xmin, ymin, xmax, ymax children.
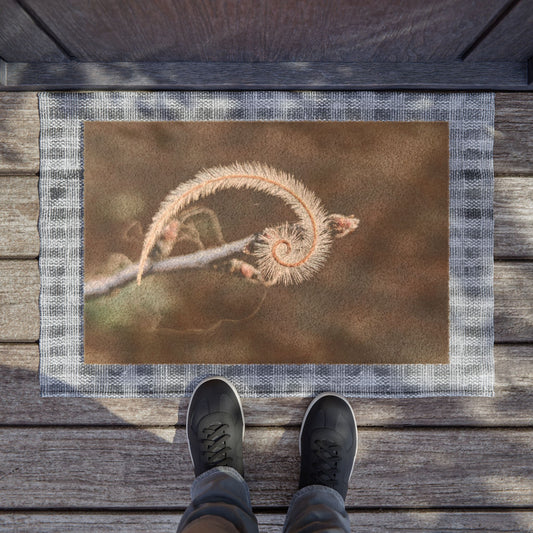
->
<box><xmin>459</xmin><ymin>0</ymin><xmax>522</xmax><ymax>60</ymax></box>
<box><xmin>1</xmin><ymin>506</ymin><xmax>533</xmax><ymax>514</ymax></box>
<box><xmin>15</xmin><ymin>0</ymin><xmax>76</xmax><ymax>59</ymax></box>
<box><xmin>0</xmin><ymin>424</ymin><xmax>532</xmax><ymax>431</ymax></box>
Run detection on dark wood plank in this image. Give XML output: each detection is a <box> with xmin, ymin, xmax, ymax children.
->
<box><xmin>0</xmin><ymin>92</ymin><xmax>39</xmax><ymax>175</ymax></box>
<box><xmin>20</xmin><ymin>0</ymin><xmax>506</xmax><ymax>62</ymax></box>
<box><xmin>2</xmin><ymin>511</ymin><xmax>533</xmax><ymax>532</ymax></box>
<box><xmin>2</xmin><ymin>61</ymin><xmax>528</xmax><ymax>91</ymax></box>
<box><xmin>2</xmin><ymin>261</ymin><xmax>530</xmax><ymax>343</ymax></box>
<box><xmin>1</xmin><ymin>343</ymin><xmax>531</xmax><ymax>427</ymax></box>
<box><xmin>0</xmin><ymin>176</ymin><xmax>39</xmax><ymax>258</ymax></box>
<box><xmin>0</xmin><ymin>427</ymin><xmax>531</xmax><ymax>508</ymax></box>
<box><xmin>466</xmin><ymin>0</ymin><xmax>533</xmax><ymax>61</ymax></box>
<box><xmin>0</xmin><ymin>0</ymin><xmax>66</xmax><ymax>62</ymax></box>
<box><xmin>494</xmin><ymin>93</ymin><xmax>533</xmax><ymax>176</ymax></box>
<box><xmin>1</xmin><ymin>93</ymin><xmax>531</xmax><ymax>176</ymax></box>
<box><xmin>0</xmin><ymin>60</ymin><xmax>6</xmax><ymax>86</ymax></box>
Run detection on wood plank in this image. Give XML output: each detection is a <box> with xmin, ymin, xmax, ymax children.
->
<box><xmin>0</xmin><ymin>92</ymin><xmax>531</xmax><ymax>176</ymax></box>
<box><xmin>0</xmin><ymin>176</ymin><xmax>39</xmax><ymax>258</ymax></box>
<box><xmin>1</xmin><ymin>343</ymin><xmax>532</xmax><ymax>427</ymax></box>
<box><xmin>2</xmin><ymin>511</ymin><xmax>533</xmax><ymax>532</ymax></box>
<box><xmin>495</xmin><ymin>262</ymin><xmax>533</xmax><ymax>342</ymax></box>
<box><xmin>495</xmin><ymin>177</ymin><xmax>533</xmax><ymax>258</ymax></box>
<box><xmin>494</xmin><ymin>93</ymin><xmax>533</xmax><ymax>176</ymax></box>
<box><xmin>0</xmin><ymin>0</ymin><xmax>67</xmax><ymax>62</ymax></box>
<box><xmin>0</xmin><ymin>60</ymin><xmax>6</xmax><ymax>86</ymax></box>
<box><xmin>0</xmin><ymin>427</ymin><xmax>531</xmax><ymax>508</ymax></box>
<box><xmin>2</xmin><ymin>260</ymin><xmax>531</xmax><ymax>343</ymax></box>
<box><xmin>2</xmin><ymin>175</ymin><xmax>531</xmax><ymax>260</ymax></box>
<box><xmin>466</xmin><ymin>0</ymin><xmax>533</xmax><ymax>62</ymax></box>
<box><xmin>0</xmin><ymin>260</ymin><xmax>39</xmax><ymax>341</ymax></box>
<box><xmin>0</xmin><ymin>93</ymin><xmax>39</xmax><ymax>175</ymax></box>
<box><xmin>20</xmin><ymin>0</ymin><xmax>506</xmax><ymax>62</ymax></box>
<box><xmin>2</xmin><ymin>60</ymin><xmax>528</xmax><ymax>91</ymax></box>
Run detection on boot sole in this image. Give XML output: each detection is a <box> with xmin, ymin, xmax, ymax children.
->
<box><xmin>186</xmin><ymin>376</ymin><xmax>245</xmax><ymax>468</ymax></box>
<box><xmin>299</xmin><ymin>392</ymin><xmax>358</xmax><ymax>479</ymax></box>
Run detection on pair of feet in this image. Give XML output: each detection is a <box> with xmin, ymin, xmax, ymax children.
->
<box><xmin>187</xmin><ymin>377</ymin><xmax>357</xmax><ymax>500</ymax></box>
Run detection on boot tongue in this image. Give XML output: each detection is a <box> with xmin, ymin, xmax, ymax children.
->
<box><xmin>200</xmin><ymin>411</ymin><xmax>235</xmax><ymax>429</ymax></box>
<box><xmin>316</xmin><ymin>407</ymin><xmax>355</xmax><ymax>448</ymax></box>
<box><xmin>311</xmin><ymin>427</ymin><xmax>344</xmax><ymax>446</ymax></box>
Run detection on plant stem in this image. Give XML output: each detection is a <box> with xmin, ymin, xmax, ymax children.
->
<box><xmin>84</xmin><ymin>234</ymin><xmax>256</xmax><ymax>298</ymax></box>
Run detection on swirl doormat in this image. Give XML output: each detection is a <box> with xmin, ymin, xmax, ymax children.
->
<box><xmin>38</xmin><ymin>91</ymin><xmax>494</xmax><ymax>397</ymax></box>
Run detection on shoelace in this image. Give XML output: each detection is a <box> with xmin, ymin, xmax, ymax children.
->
<box><xmin>200</xmin><ymin>423</ymin><xmax>233</xmax><ymax>468</ymax></box>
<box><xmin>310</xmin><ymin>439</ymin><xmax>342</xmax><ymax>486</ymax></box>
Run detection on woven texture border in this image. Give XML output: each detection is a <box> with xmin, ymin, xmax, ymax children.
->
<box><xmin>38</xmin><ymin>91</ymin><xmax>494</xmax><ymax>397</ymax></box>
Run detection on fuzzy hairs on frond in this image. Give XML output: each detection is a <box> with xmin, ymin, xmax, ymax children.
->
<box><xmin>137</xmin><ymin>162</ymin><xmax>333</xmax><ymax>286</ymax></box>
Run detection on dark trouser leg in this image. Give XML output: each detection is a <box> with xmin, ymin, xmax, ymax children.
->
<box><xmin>177</xmin><ymin>466</ymin><xmax>259</xmax><ymax>533</ymax></box>
<box><xmin>283</xmin><ymin>485</ymin><xmax>351</xmax><ymax>533</ymax></box>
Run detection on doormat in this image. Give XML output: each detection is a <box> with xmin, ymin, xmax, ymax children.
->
<box><xmin>83</xmin><ymin>121</ymin><xmax>449</xmax><ymax>366</ymax></box>
<box><xmin>38</xmin><ymin>91</ymin><xmax>494</xmax><ymax>397</ymax></box>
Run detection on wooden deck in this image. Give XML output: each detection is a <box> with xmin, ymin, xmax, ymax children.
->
<box><xmin>0</xmin><ymin>92</ymin><xmax>532</xmax><ymax>532</ymax></box>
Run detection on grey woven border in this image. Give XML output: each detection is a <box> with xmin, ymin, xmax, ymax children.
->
<box><xmin>38</xmin><ymin>91</ymin><xmax>494</xmax><ymax>397</ymax></box>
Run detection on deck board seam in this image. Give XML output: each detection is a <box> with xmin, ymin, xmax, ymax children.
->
<box><xmin>1</xmin><ymin>506</ymin><xmax>533</xmax><ymax>513</ymax></box>
<box><xmin>0</xmin><ymin>424</ymin><xmax>531</xmax><ymax>430</ymax></box>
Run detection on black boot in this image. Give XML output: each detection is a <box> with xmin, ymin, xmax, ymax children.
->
<box><xmin>186</xmin><ymin>377</ymin><xmax>245</xmax><ymax>477</ymax></box>
<box><xmin>299</xmin><ymin>393</ymin><xmax>357</xmax><ymax>500</ymax></box>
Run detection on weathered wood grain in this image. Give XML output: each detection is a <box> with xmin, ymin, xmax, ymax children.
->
<box><xmin>495</xmin><ymin>177</ymin><xmax>533</xmax><ymax>258</ymax></box>
<box><xmin>0</xmin><ymin>176</ymin><xmax>39</xmax><ymax>258</ymax></box>
<box><xmin>494</xmin><ymin>93</ymin><xmax>533</xmax><ymax>176</ymax></box>
<box><xmin>3</xmin><ymin>61</ymin><xmax>528</xmax><ymax>91</ymax></box>
<box><xmin>0</xmin><ymin>0</ymin><xmax>67</xmax><ymax>62</ymax></box>
<box><xmin>0</xmin><ymin>260</ymin><xmax>39</xmax><ymax>341</ymax></box>
<box><xmin>495</xmin><ymin>262</ymin><xmax>533</xmax><ymax>342</ymax></box>
<box><xmin>0</xmin><ymin>93</ymin><xmax>39</xmax><ymax>175</ymax></box>
<box><xmin>2</xmin><ymin>175</ymin><xmax>531</xmax><ymax>259</ymax></box>
<box><xmin>1</xmin><ymin>343</ymin><xmax>531</xmax><ymax>427</ymax></box>
<box><xmin>0</xmin><ymin>60</ymin><xmax>6</xmax><ymax>86</ymax></box>
<box><xmin>0</xmin><ymin>426</ymin><xmax>531</xmax><ymax>508</ymax></box>
<box><xmin>466</xmin><ymin>0</ymin><xmax>533</xmax><ymax>62</ymax></box>
<box><xmin>1</xmin><ymin>260</ymin><xmax>531</xmax><ymax>343</ymax></box>
<box><xmin>0</xmin><ymin>92</ymin><xmax>531</xmax><ymax>176</ymax></box>
<box><xmin>19</xmin><ymin>0</ymin><xmax>506</xmax><ymax>63</ymax></box>
<box><xmin>2</xmin><ymin>511</ymin><xmax>533</xmax><ymax>532</ymax></box>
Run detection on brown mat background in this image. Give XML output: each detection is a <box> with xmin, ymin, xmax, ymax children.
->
<box><xmin>83</xmin><ymin>121</ymin><xmax>449</xmax><ymax>365</ymax></box>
